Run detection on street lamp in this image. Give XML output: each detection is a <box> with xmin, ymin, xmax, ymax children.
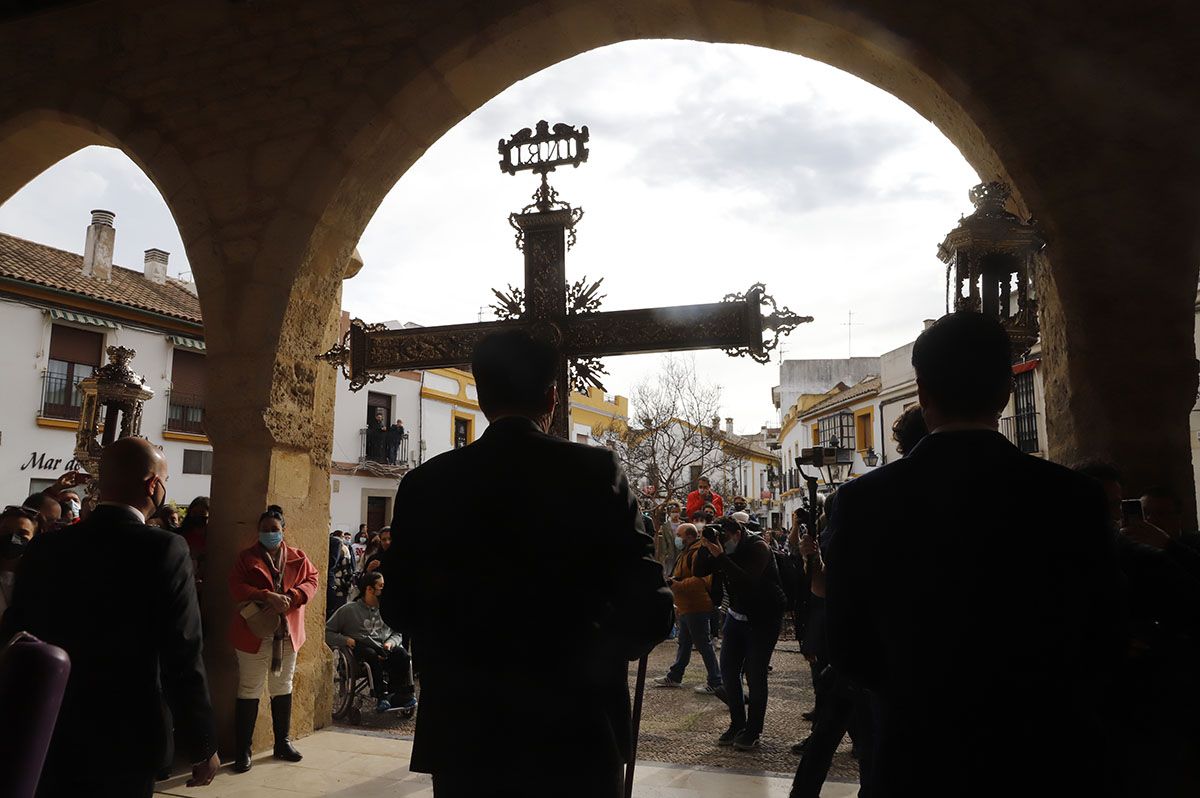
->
<box><xmin>864</xmin><ymin>447</ymin><xmax>879</xmax><ymax>468</ymax></box>
<box><xmin>765</xmin><ymin>463</ymin><xmax>779</xmax><ymax>529</ymax></box>
<box><xmin>937</xmin><ymin>181</ymin><xmax>1044</xmax><ymax>359</ymax></box>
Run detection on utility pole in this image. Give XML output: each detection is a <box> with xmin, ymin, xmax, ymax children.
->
<box><xmin>841</xmin><ymin>311</ymin><xmax>863</xmax><ymax>358</ymax></box>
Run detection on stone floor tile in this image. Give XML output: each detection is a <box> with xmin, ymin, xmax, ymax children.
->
<box><xmin>154</xmin><ymin>730</ymin><xmax>860</xmax><ymax>798</ymax></box>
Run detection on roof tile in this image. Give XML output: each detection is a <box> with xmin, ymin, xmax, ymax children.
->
<box><xmin>0</xmin><ymin>232</ymin><xmax>201</xmax><ymax>325</ymax></box>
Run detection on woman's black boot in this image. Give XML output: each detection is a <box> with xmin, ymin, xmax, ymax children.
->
<box><xmin>271</xmin><ymin>693</ymin><xmax>303</xmax><ymax>761</ymax></box>
<box><xmin>233</xmin><ymin>698</ymin><xmax>258</xmax><ymax>773</ymax></box>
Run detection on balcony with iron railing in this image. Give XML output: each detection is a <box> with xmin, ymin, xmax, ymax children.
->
<box><xmin>40</xmin><ymin>372</ymin><xmax>84</xmax><ymax>421</ymax></box>
<box><xmin>166</xmin><ymin>391</ymin><xmax>206</xmax><ymax>435</ymax></box>
<box><xmin>1000</xmin><ymin>411</ymin><xmax>1041</xmax><ymax>454</ymax></box>
<box><xmin>359</xmin><ymin>428</ymin><xmax>409</xmax><ymax>468</ymax></box>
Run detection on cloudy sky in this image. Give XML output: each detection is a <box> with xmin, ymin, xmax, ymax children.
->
<box><xmin>0</xmin><ymin>41</ymin><xmax>977</xmax><ymax>433</ymax></box>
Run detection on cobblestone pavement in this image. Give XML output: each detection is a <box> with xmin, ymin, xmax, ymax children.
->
<box><xmin>336</xmin><ymin>628</ymin><xmax>860</xmax><ymax>783</ymax></box>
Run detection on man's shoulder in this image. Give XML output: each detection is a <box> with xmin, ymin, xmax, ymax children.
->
<box><xmin>838</xmin><ymin>457</ymin><xmax>914</xmax><ymax>496</ymax></box>
<box><xmin>77</xmin><ymin>512</ymin><xmax>181</xmax><ymax>545</ymax></box>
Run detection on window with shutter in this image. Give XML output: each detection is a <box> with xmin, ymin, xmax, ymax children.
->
<box><xmin>168</xmin><ymin>350</ymin><xmax>206</xmax><ymax>434</ymax></box>
<box><xmin>42</xmin><ymin>325</ymin><xmax>104</xmax><ymax>420</ymax></box>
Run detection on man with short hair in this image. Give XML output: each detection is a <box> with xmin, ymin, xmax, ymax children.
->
<box><xmin>382</xmin><ymin>329</ymin><xmax>672</xmax><ymax>797</ymax></box>
<box><xmin>654</xmin><ymin>523</ymin><xmax>724</xmax><ymax>697</ymax></box>
<box><xmin>686</xmin><ymin>476</ymin><xmax>724</xmax><ymax>519</ymax></box>
<box><xmin>326</xmin><ymin>571</ymin><xmax>415</xmax><ymax>712</ymax></box>
<box><xmin>824</xmin><ymin>312</ymin><xmax>1125</xmax><ymax>796</ymax></box>
<box><xmin>57</xmin><ymin>490</ymin><xmax>82</xmax><ymax>524</ymax></box>
<box><xmin>368</xmin><ymin>407</ymin><xmax>388</xmax><ymax>462</ymax></box>
<box><xmin>21</xmin><ymin>491</ymin><xmax>61</xmax><ymax>533</ymax></box>
<box><xmin>698</xmin><ymin>516</ymin><xmax>787</xmax><ymax>750</ymax></box>
<box><xmin>387</xmin><ymin>418</ymin><xmax>406</xmax><ymax>465</ymax></box>
<box><xmin>1</xmin><ymin>437</ymin><xmax>218</xmax><ymax>795</ymax></box>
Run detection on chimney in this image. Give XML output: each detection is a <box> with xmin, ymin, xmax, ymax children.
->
<box><xmin>923</xmin><ymin>318</ymin><xmax>936</xmax><ymax>330</ymax></box>
<box><xmin>143</xmin><ymin>248</ymin><xmax>169</xmax><ymax>285</ymax></box>
<box><xmin>725</xmin><ymin>417</ymin><xmax>734</xmax><ymax>435</ymax></box>
<box><xmin>82</xmin><ymin>210</ymin><xmax>115</xmax><ymax>282</ymax></box>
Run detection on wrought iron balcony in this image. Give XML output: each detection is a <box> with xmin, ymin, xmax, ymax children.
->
<box><xmin>1000</xmin><ymin>411</ymin><xmax>1040</xmax><ymax>454</ymax></box>
<box><xmin>40</xmin><ymin>371</ymin><xmax>84</xmax><ymax>421</ymax></box>
<box><xmin>167</xmin><ymin>391</ymin><xmax>206</xmax><ymax>434</ymax></box>
<box><xmin>360</xmin><ymin>428</ymin><xmax>409</xmax><ymax>467</ymax></box>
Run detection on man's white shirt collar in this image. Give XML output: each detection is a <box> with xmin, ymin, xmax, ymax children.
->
<box><xmin>98</xmin><ymin>501</ymin><xmax>146</xmax><ymax>524</ymax></box>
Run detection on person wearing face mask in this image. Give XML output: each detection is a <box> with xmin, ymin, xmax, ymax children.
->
<box><xmin>228</xmin><ymin>504</ymin><xmax>319</xmax><ymax>774</ymax></box>
<box><xmin>0</xmin><ymin>437</ymin><xmax>219</xmax><ymax>795</ymax></box>
<box><xmin>58</xmin><ymin>490</ymin><xmax>83</xmax><ymax>524</ymax></box>
<box><xmin>727</xmin><ymin>495</ymin><xmax>749</xmax><ymax>517</ymax></box>
<box><xmin>0</xmin><ymin>504</ymin><xmax>39</xmax><ymax>618</ymax></box>
<box><xmin>178</xmin><ymin>496</ymin><xmax>209</xmax><ymax>579</ymax></box>
<box><xmin>686</xmin><ymin>476</ymin><xmax>724</xmax><ymax>520</ymax></box>
<box><xmin>653</xmin><ymin>523</ymin><xmax>725</xmax><ymax>697</ymax></box>
<box><xmin>698</xmin><ymin>515</ymin><xmax>788</xmax><ymax>751</ymax></box>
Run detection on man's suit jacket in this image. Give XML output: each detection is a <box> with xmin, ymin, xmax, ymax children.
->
<box><xmin>824</xmin><ymin>430</ymin><xmax>1125</xmax><ymax>796</ymax></box>
<box><xmin>380</xmin><ymin>416</ymin><xmax>673</xmax><ymax>775</ymax></box>
<box><xmin>0</xmin><ymin>504</ymin><xmax>216</xmax><ymax>778</ymax></box>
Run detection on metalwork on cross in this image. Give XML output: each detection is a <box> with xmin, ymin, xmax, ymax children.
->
<box><xmin>319</xmin><ymin>121</ymin><xmax>813</xmax><ymax>439</ymax></box>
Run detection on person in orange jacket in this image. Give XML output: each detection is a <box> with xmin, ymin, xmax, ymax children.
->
<box><xmin>653</xmin><ymin>522</ymin><xmax>725</xmax><ymax>699</ymax></box>
<box><xmin>685</xmin><ymin>475</ymin><xmax>724</xmax><ymax>519</ymax></box>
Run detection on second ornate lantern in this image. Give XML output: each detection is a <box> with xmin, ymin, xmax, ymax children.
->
<box><xmin>74</xmin><ymin>346</ymin><xmax>155</xmax><ymax>499</ymax></box>
<box><xmin>938</xmin><ymin>181</ymin><xmax>1044</xmax><ymax>359</ymax></box>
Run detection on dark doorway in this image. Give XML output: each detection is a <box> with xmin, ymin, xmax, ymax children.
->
<box><xmin>366</xmin><ymin>496</ymin><xmax>389</xmax><ymax>533</ymax></box>
<box><xmin>454</xmin><ymin>417</ymin><xmax>471</xmax><ymax>449</ymax></box>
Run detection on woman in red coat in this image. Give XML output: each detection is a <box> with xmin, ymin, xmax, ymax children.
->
<box><xmin>228</xmin><ymin>504</ymin><xmax>318</xmax><ymax>773</ymax></box>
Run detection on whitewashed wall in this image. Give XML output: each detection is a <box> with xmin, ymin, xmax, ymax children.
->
<box><xmin>0</xmin><ymin>298</ymin><xmax>213</xmax><ymax>506</ymax></box>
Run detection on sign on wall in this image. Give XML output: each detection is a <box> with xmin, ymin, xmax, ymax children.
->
<box><xmin>19</xmin><ymin>452</ymin><xmax>84</xmax><ymax>473</ymax></box>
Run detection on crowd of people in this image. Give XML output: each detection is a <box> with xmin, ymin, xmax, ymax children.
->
<box><xmin>643</xmin><ymin>314</ymin><xmax>1200</xmax><ymax>797</ymax></box>
<box><xmin>2</xmin><ymin>316</ymin><xmax>1200</xmax><ymax>797</ymax></box>
<box><xmin>0</xmin><ymin>441</ymin><xmax>358</xmax><ymax>794</ymax></box>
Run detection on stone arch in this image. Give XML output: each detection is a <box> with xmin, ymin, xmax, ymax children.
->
<box><xmin>274</xmin><ymin>0</ymin><xmax>1198</xmax><ymax>514</ymax></box>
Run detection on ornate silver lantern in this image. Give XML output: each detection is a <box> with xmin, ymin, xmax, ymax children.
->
<box><xmin>938</xmin><ymin>181</ymin><xmax>1044</xmax><ymax>358</ymax></box>
<box><xmin>74</xmin><ymin>346</ymin><xmax>154</xmax><ymax>498</ymax></box>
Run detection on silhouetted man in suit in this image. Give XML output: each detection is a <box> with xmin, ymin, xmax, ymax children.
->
<box><xmin>824</xmin><ymin>312</ymin><xmax>1125</xmax><ymax>797</ymax></box>
<box><xmin>1</xmin><ymin>437</ymin><xmax>218</xmax><ymax>796</ymax></box>
<box><xmin>381</xmin><ymin>330</ymin><xmax>673</xmax><ymax>797</ymax></box>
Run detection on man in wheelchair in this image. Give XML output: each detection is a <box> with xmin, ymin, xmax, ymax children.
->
<box><xmin>326</xmin><ymin>570</ymin><xmax>417</xmax><ymax>712</ymax></box>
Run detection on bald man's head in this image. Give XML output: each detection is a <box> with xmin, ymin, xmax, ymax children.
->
<box><xmin>99</xmin><ymin>437</ymin><xmax>168</xmax><ymax>518</ymax></box>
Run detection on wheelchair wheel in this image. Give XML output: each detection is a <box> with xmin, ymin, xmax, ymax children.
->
<box><xmin>348</xmin><ymin>705</ymin><xmax>362</xmax><ymax>725</ymax></box>
<box><xmin>332</xmin><ymin>647</ymin><xmax>355</xmax><ymax>720</ymax></box>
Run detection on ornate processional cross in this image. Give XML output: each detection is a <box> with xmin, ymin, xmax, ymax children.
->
<box><xmin>320</xmin><ymin>121</ymin><xmax>813</xmax><ymax>439</ymax></box>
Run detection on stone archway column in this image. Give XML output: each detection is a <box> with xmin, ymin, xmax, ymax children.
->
<box><xmin>1038</xmin><ymin>200</ymin><xmax>1200</xmax><ymax>522</ymax></box>
<box><xmin>198</xmin><ymin>283</ymin><xmax>344</xmax><ymax>755</ymax></box>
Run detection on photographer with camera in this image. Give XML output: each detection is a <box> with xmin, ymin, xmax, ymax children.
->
<box><xmin>325</xmin><ymin>570</ymin><xmax>416</xmax><ymax>713</ymax></box>
<box><xmin>698</xmin><ymin>515</ymin><xmax>787</xmax><ymax>751</ymax></box>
